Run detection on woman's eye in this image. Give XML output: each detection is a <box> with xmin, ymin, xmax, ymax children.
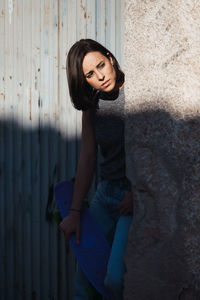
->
<box><xmin>99</xmin><ymin>63</ymin><xmax>105</xmax><ymax>68</ymax></box>
<box><xmin>86</xmin><ymin>72</ymin><xmax>93</xmax><ymax>79</ymax></box>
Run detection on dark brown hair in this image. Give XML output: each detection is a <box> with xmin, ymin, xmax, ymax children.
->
<box><xmin>66</xmin><ymin>39</ymin><xmax>124</xmax><ymax>111</ymax></box>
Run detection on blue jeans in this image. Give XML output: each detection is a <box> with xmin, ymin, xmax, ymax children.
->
<box><xmin>75</xmin><ymin>178</ymin><xmax>133</xmax><ymax>300</ymax></box>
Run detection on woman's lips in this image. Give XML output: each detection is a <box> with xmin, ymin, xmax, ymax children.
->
<box><xmin>101</xmin><ymin>79</ymin><xmax>110</xmax><ymax>87</ymax></box>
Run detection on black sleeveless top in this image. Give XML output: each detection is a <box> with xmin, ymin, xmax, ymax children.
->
<box><xmin>90</xmin><ymin>87</ymin><xmax>126</xmax><ymax>181</ymax></box>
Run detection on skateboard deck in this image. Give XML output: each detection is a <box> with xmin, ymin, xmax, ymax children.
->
<box><xmin>54</xmin><ymin>180</ymin><xmax>111</xmax><ymax>299</ymax></box>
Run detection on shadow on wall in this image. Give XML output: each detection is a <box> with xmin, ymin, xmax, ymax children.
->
<box><xmin>124</xmin><ymin>109</ymin><xmax>200</xmax><ymax>300</ymax></box>
<box><xmin>1</xmin><ymin>108</ymin><xmax>200</xmax><ymax>300</ymax></box>
<box><xmin>0</xmin><ymin>118</ymin><xmax>85</xmax><ymax>300</ymax></box>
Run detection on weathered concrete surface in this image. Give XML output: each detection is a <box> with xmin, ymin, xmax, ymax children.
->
<box><xmin>124</xmin><ymin>1</ymin><xmax>200</xmax><ymax>299</ymax></box>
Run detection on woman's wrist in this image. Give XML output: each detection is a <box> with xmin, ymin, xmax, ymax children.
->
<box><xmin>125</xmin><ymin>190</ymin><xmax>132</xmax><ymax>195</ymax></box>
<box><xmin>69</xmin><ymin>208</ymin><xmax>81</xmax><ymax>213</ymax></box>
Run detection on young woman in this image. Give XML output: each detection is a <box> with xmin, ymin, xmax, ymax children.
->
<box><xmin>60</xmin><ymin>39</ymin><xmax>133</xmax><ymax>300</ymax></box>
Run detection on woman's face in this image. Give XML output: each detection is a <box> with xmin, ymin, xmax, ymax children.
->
<box><xmin>82</xmin><ymin>51</ymin><xmax>116</xmax><ymax>92</ymax></box>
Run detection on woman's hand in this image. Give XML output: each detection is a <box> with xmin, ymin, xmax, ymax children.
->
<box><xmin>118</xmin><ymin>190</ymin><xmax>133</xmax><ymax>215</ymax></box>
<box><xmin>59</xmin><ymin>211</ymin><xmax>81</xmax><ymax>244</ymax></box>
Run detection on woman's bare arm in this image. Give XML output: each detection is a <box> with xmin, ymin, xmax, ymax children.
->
<box><xmin>70</xmin><ymin>110</ymin><xmax>97</xmax><ymax>210</ymax></box>
<box><xmin>59</xmin><ymin>110</ymin><xmax>97</xmax><ymax>244</ymax></box>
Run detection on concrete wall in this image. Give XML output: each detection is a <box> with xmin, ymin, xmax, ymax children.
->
<box><xmin>124</xmin><ymin>1</ymin><xmax>200</xmax><ymax>299</ymax></box>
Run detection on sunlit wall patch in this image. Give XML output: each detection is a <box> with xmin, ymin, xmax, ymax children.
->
<box><xmin>8</xmin><ymin>0</ymin><xmax>13</xmax><ymax>25</ymax></box>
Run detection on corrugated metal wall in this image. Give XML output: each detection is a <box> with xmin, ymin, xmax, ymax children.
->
<box><xmin>0</xmin><ymin>0</ymin><xmax>124</xmax><ymax>299</ymax></box>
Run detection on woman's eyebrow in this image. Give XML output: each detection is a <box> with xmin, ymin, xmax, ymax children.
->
<box><xmin>96</xmin><ymin>60</ymin><xmax>104</xmax><ymax>68</ymax></box>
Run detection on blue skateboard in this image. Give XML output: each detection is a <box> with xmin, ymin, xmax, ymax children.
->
<box><xmin>54</xmin><ymin>180</ymin><xmax>111</xmax><ymax>299</ymax></box>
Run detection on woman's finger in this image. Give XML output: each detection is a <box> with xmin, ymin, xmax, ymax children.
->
<box><xmin>64</xmin><ymin>233</ymin><xmax>70</xmax><ymax>242</ymax></box>
<box><xmin>76</xmin><ymin>227</ymin><xmax>80</xmax><ymax>245</ymax></box>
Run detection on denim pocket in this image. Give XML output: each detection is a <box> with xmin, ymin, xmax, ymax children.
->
<box><xmin>105</xmin><ymin>181</ymin><xmax>125</xmax><ymax>203</ymax></box>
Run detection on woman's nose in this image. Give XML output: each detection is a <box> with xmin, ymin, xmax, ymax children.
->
<box><xmin>96</xmin><ymin>70</ymin><xmax>104</xmax><ymax>80</ymax></box>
